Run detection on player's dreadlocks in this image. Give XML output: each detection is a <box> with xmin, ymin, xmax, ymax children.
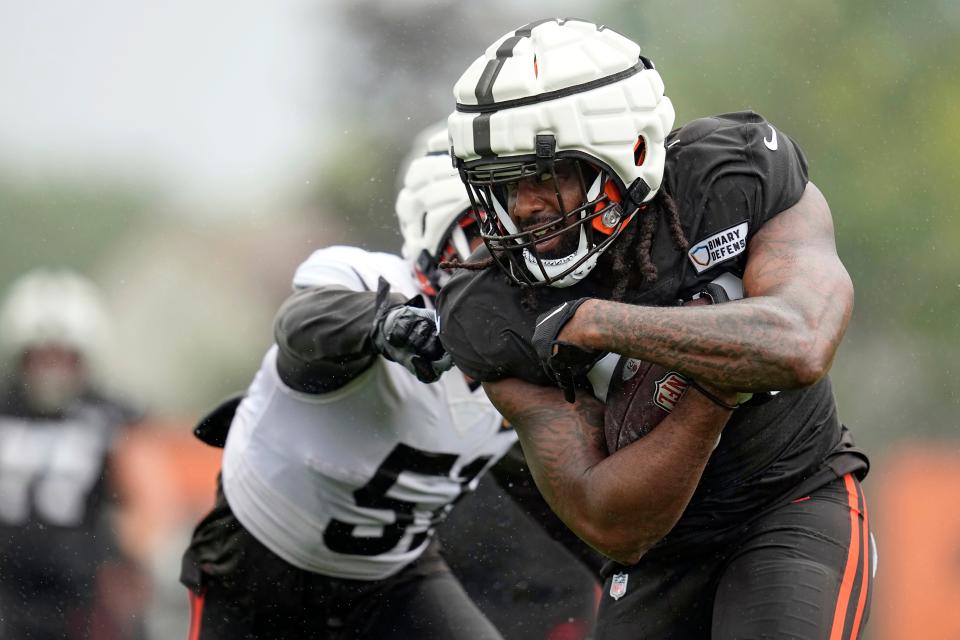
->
<box><xmin>611</xmin><ymin>189</ymin><xmax>688</xmax><ymax>300</ymax></box>
<box><xmin>440</xmin><ymin>190</ymin><xmax>688</xmax><ymax>308</ymax></box>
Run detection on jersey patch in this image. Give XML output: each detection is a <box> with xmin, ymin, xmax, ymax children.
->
<box><xmin>687</xmin><ymin>221</ymin><xmax>749</xmax><ymax>273</ymax></box>
<box><xmin>610</xmin><ymin>572</ymin><xmax>629</xmax><ymax>600</ymax></box>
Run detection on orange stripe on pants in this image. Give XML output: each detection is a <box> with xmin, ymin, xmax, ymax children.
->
<box><xmin>849</xmin><ymin>480</ymin><xmax>870</xmax><ymax>639</ymax></box>
<box><xmin>187</xmin><ymin>589</ymin><xmax>205</xmax><ymax>640</ymax></box>
<box><xmin>829</xmin><ymin>474</ymin><xmax>863</xmax><ymax>640</ymax></box>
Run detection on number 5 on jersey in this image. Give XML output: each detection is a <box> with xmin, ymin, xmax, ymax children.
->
<box><xmin>323</xmin><ymin>443</ymin><xmax>490</xmax><ymax>556</ymax></box>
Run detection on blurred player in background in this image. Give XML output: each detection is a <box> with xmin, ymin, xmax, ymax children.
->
<box><xmin>180</xmin><ymin>126</ymin><xmax>598</xmax><ymax>639</ymax></box>
<box><xmin>438</xmin><ymin>19</ymin><xmax>872</xmax><ymax>639</ymax></box>
<box><xmin>398</xmin><ymin>125</ymin><xmax>600</xmax><ymax>640</ymax></box>
<box><xmin>0</xmin><ymin>269</ymin><xmax>147</xmax><ymax>639</ymax></box>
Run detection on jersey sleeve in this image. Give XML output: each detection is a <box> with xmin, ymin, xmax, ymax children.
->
<box><xmin>437</xmin><ymin>266</ymin><xmax>550</xmax><ymax>385</ymax></box>
<box><xmin>740</xmin><ymin>114</ymin><xmax>810</xmax><ymax>227</ymax></box>
<box><xmin>436</xmin><ymin>269</ymin><xmax>509</xmax><ymax>381</ymax></box>
<box><xmin>671</xmin><ymin>112</ymin><xmax>810</xmax><ymax>277</ymax></box>
<box><xmin>292</xmin><ymin>246</ymin><xmax>373</xmax><ymax>291</ymax></box>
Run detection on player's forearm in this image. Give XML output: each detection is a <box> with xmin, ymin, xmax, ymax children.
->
<box><xmin>489</xmin><ymin>384</ymin><xmax>607</xmax><ymax>532</ymax></box>
<box><xmin>565</xmin><ymin>296</ymin><xmax>839</xmax><ymax>392</ymax></box>
<box><xmin>483</xmin><ymin>378</ymin><xmax>731</xmax><ymax>564</ymax></box>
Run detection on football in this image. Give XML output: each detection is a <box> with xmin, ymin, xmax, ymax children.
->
<box><xmin>602</xmin><ymin>296</ymin><xmax>710</xmax><ymax>454</ymax></box>
<box><xmin>603</xmin><ymin>359</ymin><xmax>690</xmax><ymax>454</ymax></box>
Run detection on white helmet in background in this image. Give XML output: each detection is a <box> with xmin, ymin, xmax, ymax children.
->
<box><xmin>448</xmin><ymin>18</ymin><xmax>675</xmax><ymax>287</ymax></box>
<box><xmin>395</xmin><ymin>124</ymin><xmax>477</xmax><ymax>298</ymax></box>
<box><xmin>0</xmin><ymin>269</ymin><xmax>108</xmax><ymax>368</ymax></box>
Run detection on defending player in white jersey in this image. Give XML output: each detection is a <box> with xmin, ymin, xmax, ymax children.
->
<box><xmin>180</xmin><ymin>127</ymin><xmax>597</xmax><ymax>639</ymax></box>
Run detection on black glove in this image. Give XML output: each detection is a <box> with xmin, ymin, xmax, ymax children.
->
<box><xmin>371</xmin><ymin>278</ymin><xmax>452</xmax><ymax>383</ymax></box>
<box><xmin>531</xmin><ymin>298</ymin><xmax>601</xmax><ymax>402</ymax></box>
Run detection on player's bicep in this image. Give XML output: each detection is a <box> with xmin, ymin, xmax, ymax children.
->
<box><xmin>744</xmin><ymin>182</ymin><xmax>853</xmax><ymax>312</ymax></box>
<box><xmin>481</xmin><ymin>378</ymin><xmax>558</xmax><ymax>427</ymax></box>
<box><xmin>743</xmin><ymin>182</ymin><xmax>854</xmax><ymax>381</ymax></box>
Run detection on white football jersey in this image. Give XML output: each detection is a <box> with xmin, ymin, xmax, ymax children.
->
<box><xmin>221</xmin><ymin>246</ymin><xmax>516</xmax><ymax>580</ymax></box>
<box><xmin>0</xmin><ymin>408</ymin><xmax>115</xmax><ymax>527</ymax></box>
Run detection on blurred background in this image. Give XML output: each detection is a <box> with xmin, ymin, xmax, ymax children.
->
<box><xmin>0</xmin><ymin>0</ymin><xmax>957</xmax><ymax>637</ymax></box>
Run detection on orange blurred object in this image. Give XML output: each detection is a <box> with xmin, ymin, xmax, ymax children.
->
<box><xmin>112</xmin><ymin>419</ymin><xmax>221</xmax><ymax>562</ymax></box>
<box><xmin>872</xmin><ymin>448</ymin><xmax>960</xmax><ymax>640</ymax></box>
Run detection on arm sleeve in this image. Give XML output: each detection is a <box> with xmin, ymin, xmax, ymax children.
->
<box><xmin>489</xmin><ymin>442</ymin><xmax>606</xmax><ymax>576</ymax></box>
<box><xmin>274</xmin><ymin>286</ymin><xmax>406</xmax><ymax>393</ymax></box>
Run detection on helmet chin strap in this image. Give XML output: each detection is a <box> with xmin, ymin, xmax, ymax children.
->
<box><xmin>522</xmin><ymin>226</ymin><xmax>596</xmax><ymax>287</ymax></box>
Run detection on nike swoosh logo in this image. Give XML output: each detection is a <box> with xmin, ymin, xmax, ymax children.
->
<box><xmin>763</xmin><ymin>125</ymin><xmax>778</xmax><ymax>151</ymax></box>
<box><xmin>536</xmin><ymin>302</ymin><xmax>568</xmax><ymax>328</ymax></box>
<box><xmin>666</xmin><ymin>139</ymin><xmax>680</xmax><ymax>148</ymax></box>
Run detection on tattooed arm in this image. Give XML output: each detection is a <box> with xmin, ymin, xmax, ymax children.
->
<box><xmin>483</xmin><ymin>377</ymin><xmax>735</xmax><ymax>564</ymax></box>
<box><xmin>559</xmin><ymin>183</ymin><xmax>854</xmax><ymax>392</ymax></box>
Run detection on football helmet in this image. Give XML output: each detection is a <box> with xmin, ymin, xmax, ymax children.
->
<box><xmin>448</xmin><ymin>18</ymin><xmax>675</xmax><ymax>287</ymax></box>
<box><xmin>0</xmin><ymin>269</ymin><xmax>108</xmax><ymax>366</ymax></box>
<box><xmin>396</xmin><ymin>124</ymin><xmax>478</xmax><ymax>298</ymax></box>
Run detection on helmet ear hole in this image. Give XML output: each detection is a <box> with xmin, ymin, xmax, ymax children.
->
<box><xmin>633</xmin><ymin>137</ymin><xmax>646</xmax><ymax>166</ymax></box>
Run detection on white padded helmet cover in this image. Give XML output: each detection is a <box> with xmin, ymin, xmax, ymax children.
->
<box><xmin>395</xmin><ymin>127</ymin><xmax>472</xmax><ymax>263</ymax></box>
<box><xmin>449</xmin><ymin>19</ymin><xmax>674</xmax><ymax>204</ymax></box>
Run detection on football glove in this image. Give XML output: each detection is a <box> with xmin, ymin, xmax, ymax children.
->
<box><xmin>372</xmin><ymin>278</ymin><xmax>452</xmax><ymax>383</ymax></box>
<box><xmin>531</xmin><ymin>298</ymin><xmax>602</xmax><ymax>402</ymax></box>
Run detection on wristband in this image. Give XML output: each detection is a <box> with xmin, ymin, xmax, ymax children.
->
<box><xmin>687</xmin><ymin>379</ymin><xmax>739</xmax><ymax>411</ymax></box>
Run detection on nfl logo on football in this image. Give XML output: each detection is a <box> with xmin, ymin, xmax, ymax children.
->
<box><xmin>654</xmin><ymin>372</ymin><xmax>689</xmax><ymax>412</ymax></box>
<box><xmin>609</xmin><ymin>572</ymin><xmax>629</xmax><ymax>600</ymax></box>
